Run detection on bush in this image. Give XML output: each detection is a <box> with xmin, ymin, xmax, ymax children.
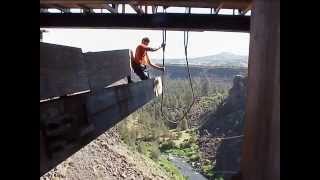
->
<box><xmin>137</xmin><ymin>142</ymin><xmax>148</xmax><ymax>155</ymax></box>
<box><xmin>177</xmin><ymin>131</ymin><xmax>183</xmax><ymax>139</ymax></box>
<box><xmin>160</xmin><ymin>140</ymin><xmax>176</xmax><ymax>151</ymax></box>
<box><xmin>180</xmin><ymin>119</ymin><xmax>189</xmax><ymax>131</ymax></box>
<box><xmin>180</xmin><ymin>142</ymin><xmax>192</xmax><ymax>149</ymax></box>
<box><xmin>189</xmin><ymin>136</ymin><xmax>197</xmax><ymax>144</ymax></box>
<box><xmin>189</xmin><ymin>154</ymin><xmax>200</xmax><ymax>162</ymax></box>
<box><xmin>150</xmin><ymin>147</ymin><xmax>160</xmax><ymax>161</ymax></box>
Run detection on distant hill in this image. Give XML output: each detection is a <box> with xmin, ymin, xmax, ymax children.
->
<box><xmin>153</xmin><ymin>52</ymin><xmax>248</xmax><ymax>67</ymax></box>
<box><xmin>149</xmin><ymin>64</ymin><xmax>248</xmax><ymax>80</ymax></box>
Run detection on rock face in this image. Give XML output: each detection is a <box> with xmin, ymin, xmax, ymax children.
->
<box><xmin>199</xmin><ymin>75</ymin><xmax>247</xmax><ymax>180</ymax></box>
<box><xmin>40</xmin><ymin>127</ymin><xmax>169</xmax><ymax>180</ymax></box>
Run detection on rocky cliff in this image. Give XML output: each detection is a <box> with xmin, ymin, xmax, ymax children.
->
<box><xmin>40</xmin><ymin>126</ymin><xmax>170</xmax><ymax>180</ymax></box>
<box><xmin>199</xmin><ymin>75</ymin><xmax>247</xmax><ymax>180</ymax></box>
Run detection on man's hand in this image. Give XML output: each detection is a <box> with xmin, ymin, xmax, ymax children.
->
<box><xmin>159</xmin><ymin>66</ymin><xmax>165</xmax><ymax>72</ymax></box>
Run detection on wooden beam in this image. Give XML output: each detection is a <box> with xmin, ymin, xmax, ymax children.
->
<box><xmin>152</xmin><ymin>5</ymin><xmax>157</xmax><ymax>14</ymax></box>
<box><xmin>77</xmin><ymin>4</ymin><xmax>94</xmax><ymax>13</ymax></box>
<box><xmin>40</xmin><ymin>13</ymin><xmax>250</xmax><ymax>32</ymax></box>
<box><xmin>52</xmin><ymin>4</ymin><xmax>71</xmax><ymax>12</ymax></box>
<box><xmin>40</xmin><ymin>77</ymin><xmax>162</xmax><ymax>176</ymax></box>
<box><xmin>40</xmin><ymin>0</ymin><xmax>252</xmax><ymax>9</ymax></box>
<box><xmin>240</xmin><ymin>0</ymin><xmax>280</xmax><ymax>179</ymax></box>
<box><xmin>40</xmin><ymin>8</ymin><xmax>49</xmax><ymax>13</ymax></box>
<box><xmin>103</xmin><ymin>4</ymin><xmax>118</xmax><ymax>13</ymax></box>
<box><xmin>129</xmin><ymin>3</ymin><xmax>144</xmax><ymax>14</ymax></box>
<box><xmin>239</xmin><ymin>3</ymin><xmax>252</xmax><ymax>15</ymax></box>
<box><xmin>122</xmin><ymin>3</ymin><xmax>125</xmax><ymax>13</ymax></box>
<box><xmin>214</xmin><ymin>2</ymin><xmax>224</xmax><ymax>14</ymax></box>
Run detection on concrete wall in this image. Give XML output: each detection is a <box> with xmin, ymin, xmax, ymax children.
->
<box><xmin>40</xmin><ymin>42</ymin><xmax>90</xmax><ymax>100</ymax></box>
<box><xmin>84</xmin><ymin>50</ymin><xmax>131</xmax><ymax>91</ymax></box>
<box><xmin>40</xmin><ymin>43</ymin><xmax>132</xmax><ymax>100</ymax></box>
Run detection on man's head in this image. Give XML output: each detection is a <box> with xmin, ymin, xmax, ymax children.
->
<box><xmin>142</xmin><ymin>37</ymin><xmax>150</xmax><ymax>45</ymax></box>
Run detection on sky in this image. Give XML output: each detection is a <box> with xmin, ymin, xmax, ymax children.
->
<box><xmin>42</xmin><ymin>7</ymin><xmax>250</xmax><ymax>59</ymax></box>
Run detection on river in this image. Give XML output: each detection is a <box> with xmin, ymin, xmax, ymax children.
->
<box><xmin>168</xmin><ymin>155</ymin><xmax>208</xmax><ymax>180</ymax></box>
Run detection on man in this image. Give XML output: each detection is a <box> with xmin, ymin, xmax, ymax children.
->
<box><xmin>130</xmin><ymin>37</ymin><xmax>165</xmax><ymax>81</ymax></box>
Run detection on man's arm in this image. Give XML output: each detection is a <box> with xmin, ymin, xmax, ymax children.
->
<box><xmin>145</xmin><ymin>43</ymin><xmax>166</xmax><ymax>52</ymax></box>
<box><xmin>146</xmin><ymin>54</ymin><xmax>165</xmax><ymax>72</ymax></box>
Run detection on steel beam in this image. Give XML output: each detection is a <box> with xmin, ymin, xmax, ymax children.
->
<box><xmin>40</xmin><ymin>13</ymin><xmax>250</xmax><ymax>32</ymax></box>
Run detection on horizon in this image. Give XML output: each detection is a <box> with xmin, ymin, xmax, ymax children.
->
<box><xmin>42</xmin><ymin>29</ymin><xmax>250</xmax><ymax>60</ymax></box>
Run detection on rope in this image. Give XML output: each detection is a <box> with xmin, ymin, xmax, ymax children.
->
<box><xmin>159</xmin><ymin>7</ymin><xmax>197</xmax><ymax>125</ymax></box>
<box><xmin>174</xmin><ymin>8</ymin><xmax>196</xmax><ymax>123</ymax></box>
<box><xmin>160</xmin><ymin>24</ymin><xmax>166</xmax><ymax>113</ymax></box>
<box><xmin>216</xmin><ymin>135</ymin><xmax>244</xmax><ymax>140</ymax></box>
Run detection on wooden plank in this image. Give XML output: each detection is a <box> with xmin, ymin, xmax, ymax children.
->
<box><xmin>240</xmin><ymin>0</ymin><xmax>280</xmax><ymax>180</ymax></box>
<box><xmin>40</xmin><ymin>42</ymin><xmax>90</xmax><ymax>100</ymax></box>
<box><xmin>83</xmin><ymin>49</ymin><xmax>131</xmax><ymax>91</ymax></box>
<box><xmin>40</xmin><ymin>77</ymin><xmax>161</xmax><ymax>176</ymax></box>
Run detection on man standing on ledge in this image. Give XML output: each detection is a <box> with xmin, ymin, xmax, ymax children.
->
<box><xmin>129</xmin><ymin>37</ymin><xmax>165</xmax><ymax>81</ymax></box>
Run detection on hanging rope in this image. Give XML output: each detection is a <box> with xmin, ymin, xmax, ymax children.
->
<box><xmin>158</xmin><ymin>7</ymin><xmax>197</xmax><ymax>125</ymax></box>
<box><xmin>160</xmin><ymin>17</ymin><xmax>167</xmax><ymax>113</ymax></box>
<box><xmin>174</xmin><ymin>7</ymin><xmax>196</xmax><ymax>123</ymax></box>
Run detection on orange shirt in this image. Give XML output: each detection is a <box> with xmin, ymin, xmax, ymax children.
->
<box><xmin>134</xmin><ymin>44</ymin><xmax>150</xmax><ymax>65</ymax></box>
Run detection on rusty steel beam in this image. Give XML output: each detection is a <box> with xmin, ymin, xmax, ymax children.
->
<box><xmin>40</xmin><ymin>13</ymin><xmax>250</xmax><ymax>32</ymax></box>
<box><xmin>40</xmin><ymin>77</ymin><xmax>162</xmax><ymax>176</ymax></box>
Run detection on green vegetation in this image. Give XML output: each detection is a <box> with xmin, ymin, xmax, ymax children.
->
<box><xmin>160</xmin><ymin>130</ymin><xmax>200</xmax><ymax>164</ymax></box>
<box><xmin>117</xmin><ymin>76</ymin><xmax>232</xmax><ymax>180</ymax></box>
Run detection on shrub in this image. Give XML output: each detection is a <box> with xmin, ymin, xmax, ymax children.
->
<box><xmin>189</xmin><ymin>154</ymin><xmax>200</xmax><ymax>162</ymax></box>
<box><xmin>137</xmin><ymin>142</ymin><xmax>148</xmax><ymax>155</ymax></box>
<box><xmin>160</xmin><ymin>140</ymin><xmax>176</xmax><ymax>151</ymax></box>
<box><xmin>150</xmin><ymin>147</ymin><xmax>160</xmax><ymax>161</ymax></box>
<box><xmin>177</xmin><ymin>131</ymin><xmax>183</xmax><ymax>139</ymax></box>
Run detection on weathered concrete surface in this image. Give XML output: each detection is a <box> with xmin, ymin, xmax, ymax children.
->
<box><xmin>40</xmin><ymin>42</ymin><xmax>90</xmax><ymax>100</ymax></box>
<box><xmin>84</xmin><ymin>50</ymin><xmax>131</xmax><ymax>91</ymax></box>
<box><xmin>238</xmin><ymin>0</ymin><xmax>280</xmax><ymax>180</ymax></box>
<box><xmin>40</xmin><ymin>42</ymin><xmax>133</xmax><ymax>100</ymax></box>
<box><xmin>40</xmin><ymin>78</ymin><xmax>162</xmax><ymax>176</ymax></box>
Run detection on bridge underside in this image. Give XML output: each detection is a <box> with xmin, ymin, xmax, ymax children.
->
<box><xmin>40</xmin><ymin>13</ymin><xmax>250</xmax><ymax>32</ymax></box>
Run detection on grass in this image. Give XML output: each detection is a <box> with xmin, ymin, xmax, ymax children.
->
<box><xmin>137</xmin><ymin>142</ymin><xmax>186</xmax><ymax>180</ymax></box>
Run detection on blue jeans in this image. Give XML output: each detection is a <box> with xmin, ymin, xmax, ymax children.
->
<box><xmin>132</xmin><ymin>61</ymin><xmax>149</xmax><ymax>80</ymax></box>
